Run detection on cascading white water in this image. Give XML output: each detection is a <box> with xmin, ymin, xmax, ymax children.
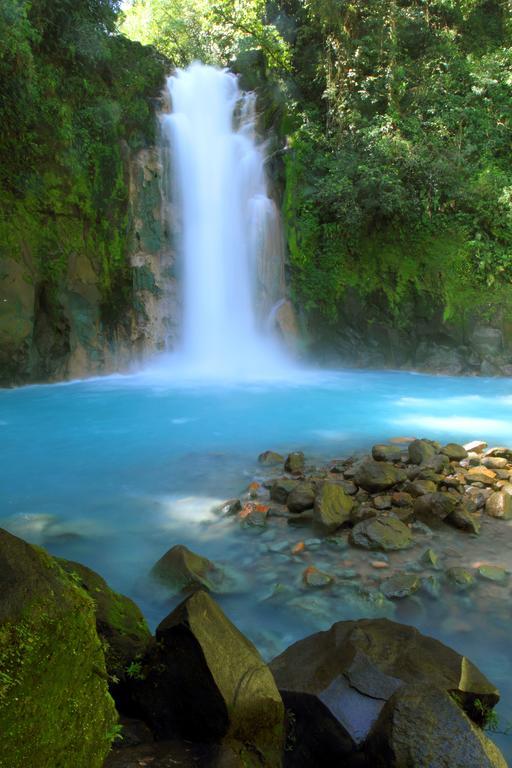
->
<box><xmin>160</xmin><ymin>63</ymin><xmax>287</xmax><ymax>377</ymax></box>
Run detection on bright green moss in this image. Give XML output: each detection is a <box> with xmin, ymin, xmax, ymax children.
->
<box><xmin>0</xmin><ymin>530</ymin><xmax>118</xmax><ymax>768</ymax></box>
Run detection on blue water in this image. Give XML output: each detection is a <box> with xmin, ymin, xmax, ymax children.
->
<box><xmin>1</xmin><ymin>368</ymin><xmax>512</xmax><ymax>758</ymax></box>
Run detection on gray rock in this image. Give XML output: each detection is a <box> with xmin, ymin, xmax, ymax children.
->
<box><xmin>447</xmin><ymin>567</ymin><xmax>475</xmax><ymax>590</ymax></box>
<box><xmin>365</xmin><ymin>684</ymin><xmax>507</xmax><ymax>768</ymax></box>
<box><xmin>287</xmin><ymin>482</ymin><xmax>316</xmax><ymax>513</ymax></box>
<box><xmin>269</xmin><ymin>478</ymin><xmax>298</xmax><ymax>504</ymax></box>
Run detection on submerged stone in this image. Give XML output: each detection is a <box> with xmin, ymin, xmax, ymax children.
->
<box><xmin>477</xmin><ymin>565</ymin><xmax>508</xmax><ymax>582</ymax></box>
<box><xmin>303</xmin><ymin>566</ymin><xmax>334</xmax><ymax>588</ymax></box>
<box><xmin>447</xmin><ymin>567</ymin><xmax>475</xmax><ymax>590</ymax></box>
<box><xmin>380</xmin><ymin>574</ymin><xmax>421</xmax><ymax>599</ymax></box>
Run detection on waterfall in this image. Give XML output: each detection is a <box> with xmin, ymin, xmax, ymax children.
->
<box><xmin>159</xmin><ymin>63</ymin><xmax>288</xmax><ymax>378</ymax></box>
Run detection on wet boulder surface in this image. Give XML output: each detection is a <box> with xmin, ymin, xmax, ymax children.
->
<box><xmin>128</xmin><ymin>590</ymin><xmax>284</xmax><ymax>766</ymax></box>
<box><xmin>270</xmin><ymin>618</ymin><xmax>502</xmax><ymax>767</ymax></box>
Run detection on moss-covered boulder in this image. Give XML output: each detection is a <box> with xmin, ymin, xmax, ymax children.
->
<box><xmin>365</xmin><ymin>684</ymin><xmax>507</xmax><ymax>768</ymax></box>
<box><xmin>287</xmin><ymin>482</ymin><xmax>316</xmax><ymax>513</ymax></box>
<box><xmin>132</xmin><ymin>590</ymin><xmax>284</xmax><ymax>765</ymax></box>
<box><xmin>58</xmin><ymin>559</ymin><xmax>152</xmax><ymax>685</ymax></box>
<box><xmin>354</xmin><ymin>460</ymin><xmax>406</xmax><ymax>492</ymax></box>
<box><xmin>0</xmin><ymin>529</ymin><xmax>117</xmax><ymax>768</ymax></box>
<box><xmin>313</xmin><ymin>482</ymin><xmax>354</xmax><ymax>534</ymax></box>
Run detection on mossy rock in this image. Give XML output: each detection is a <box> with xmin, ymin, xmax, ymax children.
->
<box><xmin>132</xmin><ymin>590</ymin><xmax>284</xmax><ymax>765</ymax></box>
<box><xmin>58</xmin><ymin>559</ymin><xmax>152</xmax><ymax>683</ymax></box>
<box><xmin>0</xmin><ymin>529</ymin><xmax>117</xmax><ymax>768</ymax></box>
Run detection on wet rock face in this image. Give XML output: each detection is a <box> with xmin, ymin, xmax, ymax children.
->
<box><xmin>365</xmin><ymin>684</ymin><xmax>508</xmax><ymax>768</ymax></box>
<box><xmin>130</xmin><ymin>591</ymin><xmax>284</xmax><ymax>764</ymax></box>
<box><xmin>270</xmin><ymin>618</ymin><xmax>501</xmax><ymax>767</ymax></box>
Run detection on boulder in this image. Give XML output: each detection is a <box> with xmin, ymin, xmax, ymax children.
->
<box><xmin>441</xmin><ymin>443</ymin><xmax>468</xmax><ymax>461</ymax></box>
<box><xmin>270</xmin><ymin>478</ymin><xmax>299</xmax><ymax>504</ymax></box>
<box><xmin>132</xmin><ymin>591</ymin><xmax>284</xmax><ymax>764</ymax></box>
<box><xmin>447</xmin><ymin>567</ymin><xmax>475</xmax><ymax>590</ymax></box>
<box><xmin>365</xmin><ymin>684</ymin><xmax>507</xmax><ymax>768</ymax></box>
<box><xmin>150</xmin><ymin>545</ymin><xmax>232</xmax><ymax>595</ymax></box>
<box><xmin>313</xmin><ymin>482</ymin><xmax>354</xmax><ymax>534</ymax></box>
<box><xmin>371</xmin><ymin>444</ymin><xmax>402</xmax><ymax>462</ymax></box>
<box><xmin>413</xmin><ymin>492</ymin><xmax>457</xmax><ymax>522</ymax></box>
<box><xmin>287</xmin><ymin>482</ymin><xmax>315</xmax><ymax>513</ymax></box>
<box><xmin>485</xmin><ymin>491</ymin><xmax>512</xmax><ymax>520</ymax></box>
<box><xmin>58</xmin><ymin>559</ymin><xmax>152</xmax><ymax>685</ymax></box>
<box><xmin>354</xmin><ymin>461</ymin><xmax>406</xmax><ymax>493</ymax></box>
<box><xmin>215</xmin><ymin>499</ymin><xmax>242</xmax><ymax>516</ymax></box>
<box><xmin>350</xmin><ymin>516</ymin><xmax>413</xmax><ymax>551</ymax></box>
<box><xmin>284</xmin><ymin>452</ymin><xmax>305</xmax><ymax>475</ymax></box>
<box><xmin>258</xmin><ymin>450</ymin><xmax>284</xmax><ymax>466</ymax></box>
<box><xmin>408</xmin><ymin>439</ymin><xmax>437</xmax><ymax>465</ymax></box>
<box><xmin>0</xmin><ymin>529</ymin><xmax>117</xmax><ymax>768</ymax></box>
<box><xmin>270</xmin><ymin>618</ymin><xmax>500</xmax><ymax>766</ymax></box>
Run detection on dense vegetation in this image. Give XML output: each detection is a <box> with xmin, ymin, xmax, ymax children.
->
<box><xmin>125</xmin><ymin>0</ymin><xmax>512</xmax><ymax>337</ymax></box>
<box><xmin>0</xmin><ymin>0</ymin><xmax>164</xmax><ymax>326</ymax></box>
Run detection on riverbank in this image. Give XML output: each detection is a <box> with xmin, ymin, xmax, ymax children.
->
<box><xmin>2</xmin><ymin>433</ymin><xmax>512</xmax><ymax>766</ymax></box>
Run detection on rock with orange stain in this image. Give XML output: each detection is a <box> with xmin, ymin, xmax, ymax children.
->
<box><xmin>371</xmin><ymin>561</ymin><xmax>389</xmax><ymax>569</ymax></box>
<box><xmin>292</xmin><ymin>541</ymin><xmax>305</xmax><ymax>555</ymax></box>
<box><xmin>303</xmin><ymin>566</ymin><xmax>333</xmax><ymax>588</ymax></box>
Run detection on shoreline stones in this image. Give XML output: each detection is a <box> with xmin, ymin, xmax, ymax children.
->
<box><xmin>350</xmin><ymin>516</ymin><xmax>413</xmax><ymax>551</ymax></box>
